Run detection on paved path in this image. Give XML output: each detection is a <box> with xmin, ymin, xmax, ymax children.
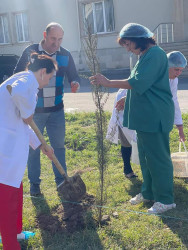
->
<box><xmin>64</xmin><ymin>79</ymin><xmax>188</xmax><ymax>113</ymax></box>
<box><xmin>64</xmin><ymin>92</ymin><xmax>116</xmax><ymax>113</ymax></box>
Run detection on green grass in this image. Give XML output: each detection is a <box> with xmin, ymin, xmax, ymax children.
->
<box><xmin>1</xmin><ymin>112</ymin><xmax>188</xmax><ymax>250</ymax></box>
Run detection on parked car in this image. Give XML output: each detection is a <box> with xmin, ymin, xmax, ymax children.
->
<box><xmin>0</xmin><ymin>54</ymin><xmax>19</xmax><ymax>84</ymax></box>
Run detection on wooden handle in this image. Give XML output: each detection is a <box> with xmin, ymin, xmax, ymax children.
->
<box><xmin>29</xmin><ymin>120</ymin><xmax>68</xmax><ymax>180</ymax></box>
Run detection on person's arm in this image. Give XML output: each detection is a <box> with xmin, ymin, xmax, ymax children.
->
<box><xmin>170</xmin><ymin>78</ymin><xmax>183</xmax><ymax>124</ymax></box>
<box><xmin>176</xmin><ymin>125</ymin><xmax>185</xmax><ymax>141</ymax></box>
<box><xmin>70</xmin><ymin>81</ymin><xmax>80</xmax><ymax>93</ymax></box>
<box><xmin>66</xmin><ymin>52</ymin><xmax>80</xmax><ymax>93</ymax></box>
<box><xmin>28</xmin><ymin>126</ymin><xmax>54</xmax><ymax>160</ymax></box>
<box><xmin>169</xmin><ymin>78</ymin><xmax>185</xmax><ymax>141</ymax></box>
<box><xmin>89</xmin><ymin>73</ymin><xmax>132</xmax><ymax>89</ymax></box>
<box><xmin>116</xmin><ymin>96</ymin><xmax>126</xmax><ymax>111</ymax></box>
<box><xmin>40</xmin><ymin>144</ymin><xmax>54</xmax><ymax>160</ymax></box>
<box><xmin>90</xmin><ymin>49</ymin><xmax>167</xmax><ymax>94</ymax></box>
<box><xmin>23</xmin><ymin>114</ymin><xmax>33</xmax><ymax>125</ymax></box>
<box><xmin>14</xmin><ymin>46</ymin><xmax>32</xmax><ymax>74</ymax></box>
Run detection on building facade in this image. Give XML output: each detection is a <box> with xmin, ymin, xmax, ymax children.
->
<box><xmin>0</xmin><ymin>0</ymin><xmax>188</xmax><ymax>72</ymax></box>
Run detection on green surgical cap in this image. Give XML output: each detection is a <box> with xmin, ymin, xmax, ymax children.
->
<box><xmin>167</xmin><ymin>51</ymin><xmax>187</xmax><ymax>68</ymax></box>
<box><xmin>119</xmin><ymin>23</ymin><xmax>153</xmax><ymax>38</ymax></box>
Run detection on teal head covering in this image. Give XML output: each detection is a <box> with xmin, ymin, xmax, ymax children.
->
<box><xmin>167</xmin><ymin>51</ymin><xmax>187</xmax><ymax>68</ymax></box>
<box><xmin>119</xmin><ymin>23</ymin><xmax>154</xmax><ymax>39</ymax></box>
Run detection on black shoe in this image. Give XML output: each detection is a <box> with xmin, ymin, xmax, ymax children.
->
<box><xmin>125</xmin><ymin>173</ymin><xmax>138</xmax><ymax>179</ymax></box>
<box><xmin>30</xmin><ymin>184</ymin><xmax>41</xmax><ymax>196</ymax></box>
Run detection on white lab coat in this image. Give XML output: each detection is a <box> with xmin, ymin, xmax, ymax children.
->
<box><xmin>169</xmin><ymin>78</ymin><xmax>183</xmax><ymax>125</ymax></box>
<box><xmin>106</xmin><ymin>89</ymin><xmax>136</xmax><ymax>144</ymax></box>
<box><xmin>0</xmin><ymin>71</ymin><xmax>41</xmax><ymax>188</ymax></box>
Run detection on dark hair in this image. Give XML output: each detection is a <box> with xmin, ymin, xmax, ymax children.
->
<box><xmin>117</xmin><ymin>37</ymin><xmax>156</xmax><ymax>51</ymax></box>
<box><xmin>27</xmin><ymin>52</ymin><xmax>58</xmax><ymax>73</ymax></box>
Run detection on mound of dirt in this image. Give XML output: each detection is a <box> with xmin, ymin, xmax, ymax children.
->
<box><xmin>35</xmin><ymin>193</ymin><xmax>95</xmax><ymax>234</ymax></box>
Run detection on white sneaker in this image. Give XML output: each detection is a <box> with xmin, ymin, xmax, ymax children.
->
<box><xmin>148</xmin><ymin>202</ymin><xmax>176</xmax><ymax>214</ymax></box>
<box><xmin>129</xmin><ymin>193</ymin><xmax>151</xmax><ymax>205</ymax></box>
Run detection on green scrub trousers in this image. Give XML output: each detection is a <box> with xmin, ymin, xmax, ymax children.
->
<box><xmin>137</xmin><ymin>130</ymin><xmax>174</xmax><ymax>204</ymax></box>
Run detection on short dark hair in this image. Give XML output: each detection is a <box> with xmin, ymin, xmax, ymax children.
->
<box><xmin>117</xmin><ymin>37</ymin><xmax>156</xmax><ymax>51</ymax></box>
<box><xmin>27</xmin><ymin>52</ymin><xmax>58</xmax><ymax>73</ymax></box>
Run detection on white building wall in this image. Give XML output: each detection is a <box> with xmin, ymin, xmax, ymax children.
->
<box><xmin>0</xmin><ymin>0</ymin><xmax>187</xmax><ymax>72</ymax></box>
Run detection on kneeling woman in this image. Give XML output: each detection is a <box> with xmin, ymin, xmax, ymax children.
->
<box><xmin>90</xmin><ymin>23</ymin><xmax>176</xmax><ymax>214</ymax></box>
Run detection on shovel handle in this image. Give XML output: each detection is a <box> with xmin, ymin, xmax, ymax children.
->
<box><xmin>29</xmin><ymin>120</ymin><xmax>68</xmax><ymax>180</ymax></box>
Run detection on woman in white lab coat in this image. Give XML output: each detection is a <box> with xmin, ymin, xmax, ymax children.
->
<box><xmin>0</xmin><ymin>52</ymin><xmax>57</xmax><ymax>250</ymax></box>
<box><xmin>106</xmin><ymin>89</ymin><xmax>137</xmax><ymax>178</ymax></box>
<box><xmin>167</xmin><ymin>51</ymin><xmax>187</xmax><ymax>141</ymax></box>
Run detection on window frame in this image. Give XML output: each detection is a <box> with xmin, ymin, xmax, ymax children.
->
<box><xmin>82</xmin><ymin>0</ymin><xmax>115</xmax><ymax>35</ymax></box>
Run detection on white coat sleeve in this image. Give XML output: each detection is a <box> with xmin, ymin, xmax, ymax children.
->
<box><xmin>106</xmin><ymin>89</ymin><xmax>128</xmax><ymax>144</ymax></box>
<box><xmin>28</xmin><ymin>126</ymin><xmax>41</xmax><ymax>150</ymax></box>
<box><xmin>10</xmin><ymin>78</ymin><xmax>36</xmax><ymax>119</ymax></box>
<box><xmin>169</xmin><ymin>78</ymin><xmax>183</xmax><ymax>125</ymax></box>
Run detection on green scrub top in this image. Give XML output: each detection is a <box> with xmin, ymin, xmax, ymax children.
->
<box><xmin>123</xmin><ymin>46</ymin><xmax>174</xmax><ymax>133</ymax></box>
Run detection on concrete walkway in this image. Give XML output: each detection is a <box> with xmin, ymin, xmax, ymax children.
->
<box><xmin>64</xmin><ymin>78</ymin><xmax>188</xmax><ymax>114</ymax></box>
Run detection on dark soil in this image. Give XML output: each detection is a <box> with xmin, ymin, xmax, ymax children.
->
<box><xmin>35</xmin><ymin>193</ymin><xmax>95</xmax><ymax>234</ymax></box>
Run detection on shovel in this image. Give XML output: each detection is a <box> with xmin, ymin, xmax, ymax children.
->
<box><xmin>6</xmin><ymin>85</ymin><xmax>86</xmax><ymax>202</ymax></box>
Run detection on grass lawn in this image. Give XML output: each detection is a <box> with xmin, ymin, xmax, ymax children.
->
<box><xmin>1</xmin><ymin>112</ymin><xmax>188</xmax><ymax>250</ymax></box>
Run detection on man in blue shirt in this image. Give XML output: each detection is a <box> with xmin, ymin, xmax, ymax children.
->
<box><xmin>14</xmin><ymin>22</ymin><xmax>80</xmax><ymax>195</ymax></box>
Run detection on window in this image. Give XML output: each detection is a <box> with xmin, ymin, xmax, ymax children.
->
<box><xmin>83</xmin><ymin>0</ymin><xmax>115</xmax><ymax>34</ymax></box>
<box><xmin>0</xmin><ymin>15</ymin><xmax>10</xmax><ymax>44</ymax></box>
<box><xmin>15</xmin><ymin>12</ymin><xmax>29</xmax><ymax>42</ymax></box>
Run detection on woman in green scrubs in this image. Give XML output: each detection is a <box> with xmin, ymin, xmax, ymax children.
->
<box><xmin>90</xmin><ymin>23</ymin><xmax>176</xmax><ymax>214</ymax></box>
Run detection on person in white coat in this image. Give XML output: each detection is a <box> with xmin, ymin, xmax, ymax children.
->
<box><xmin>106</xmin><ymin>89</ymin><xmax>137</xmax><ymax>178</ymax></box>
<box><xmin>167</xmin><ymin>51</ymin><xmax>187</xmax><ymax>142</ymax></box>
<box><xmin>0</xmin><ymin>52</ymin><xmax>57</xmax><ymax>250</ymax></box>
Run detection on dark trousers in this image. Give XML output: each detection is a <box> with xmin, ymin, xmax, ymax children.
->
<box><xmin>118</xmin><ymin>127</ymin><xmax>133</xmax><ymax>175</ymax></box>
<box><xmin>121</xmin><ymin>146</ymin><xmax>133</xmax><ymax>174</ymax></box>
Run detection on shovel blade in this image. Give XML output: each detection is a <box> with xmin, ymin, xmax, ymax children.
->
<box><xmin>58</xmin><ymin>174</ymin><xmax>86</xmax><ymax>202</ymax></box>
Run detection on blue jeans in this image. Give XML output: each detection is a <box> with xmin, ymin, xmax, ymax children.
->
<box><xmin>28</xmin><ymin>109</ymin><xmax>67</xmax><ymax>186</ymax></box>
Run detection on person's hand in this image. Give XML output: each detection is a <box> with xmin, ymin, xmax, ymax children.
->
<box><xmin>41</xmin><ymin>145</ymin><xmax>54</xmax><ymax>160</ymax></box>
<box><xmin>89</xmin><ymin>73</ymin><xmax>110</xmax><ymax>87</ymax></box>
<box><xmin>116</xmin><ymin>97</ymin><xmax>126</xmax><ymax>111</ymax></box>
<box><xmin>23</xmin><ymin>114</ymin><xmax>33</xmax><ymax>124</ymax></box>
<box><xmin>177</xmin><ymin>125</ymin><xmax>185</xmax><ymax>141</ymax></box>
<box><xmin>71</xmin><ymin>81</ymin><xmax>80</xmax><ymax>93</ymax></box>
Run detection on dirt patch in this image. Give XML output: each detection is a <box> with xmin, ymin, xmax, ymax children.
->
<box><xmin>35</xmin><ymin>193</ymin><xmax>95</xmax><ymax>234</ymax></box>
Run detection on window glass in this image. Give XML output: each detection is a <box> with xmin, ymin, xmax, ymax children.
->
<box><xmin>0</xmin><ymin>17</ymin><xmax>4</xmax><ymax>43</ymax></box>
<box><xmin>15</xmin><ymin>12</ymin><xmax>29</xmax><ymax>42</ymax></box>
<box><xmin>104</xmin><ymin>0</ymin><xmax>115</xmax><ymax>32</ymax></box>
<box><xmin>15</xmin><ymin>14</ymin><xmax>23</xmax><ymax>41</ymax></box>
<box><xmin>95</xmin><ymin>2</ymin><xmax>104</xmax><ymax>32</ymax></box>
<box><xmin>22</xmin><ymin>13</ymin><xmax>29</xmax><ymax>41</ymax></box>
<box><xmin>84</xmin><ymin>3</ymin><xmax>94</xmax><ymax>34</ymax></box>
<box><xmin>0</xmin><ymin>15</ymin><xmax>10</xmax><ymax>44</ymax></box>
